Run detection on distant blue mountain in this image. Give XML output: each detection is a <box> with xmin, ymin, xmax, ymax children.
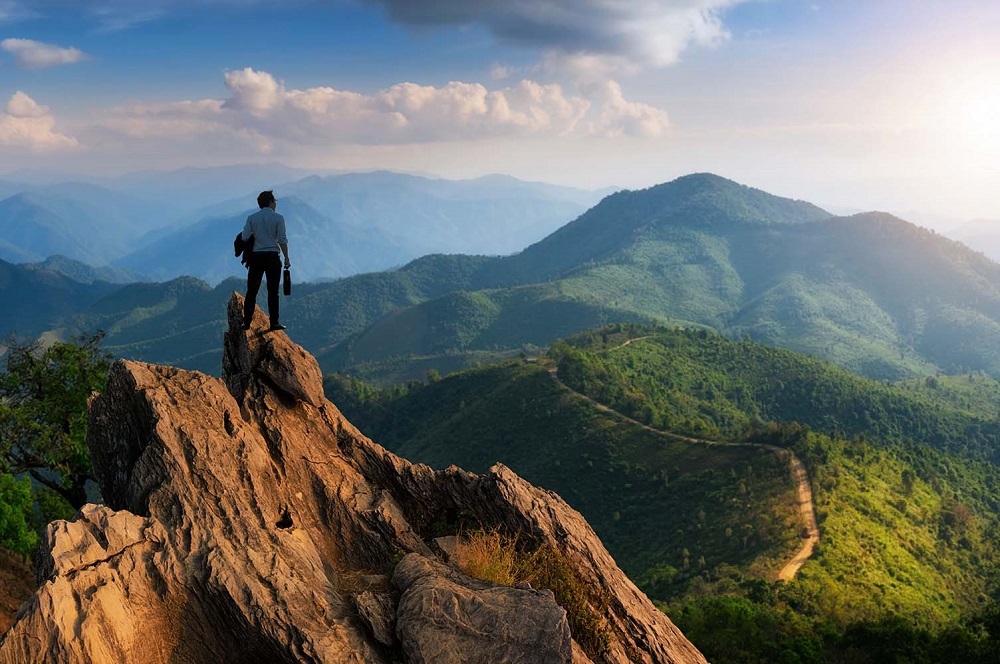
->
<box><xmin>278</xmin><ymin>171</ymin><xmax>603</xmax><ymax>258</ymax></box>
<box><xmin>0</xmin><ymin>168</ymin><xmax>604</xmax><ymax>282</ymax></box>
<box><xmin>114</xmin><ymin>196</ymin><xmax>411</xmax><ymax>284</ymax></box>
<box><xmin>0</xmin><ymin>183</ymin><xmax>175</xmax><ymax>265</ymax></box>
<box><xmin>112</xmin><ymin>171</ymin><xmax>604</xmax><ymax>282</ymax></box>
<box><xmin>27</xmin><ymin>255</ymin><xmax>141</xmax><ymax>284</ymax></box>
<box><xmin>0</xmin><ymin>259</ymin><xmax>119</xmax><ymax>338</ymax></box>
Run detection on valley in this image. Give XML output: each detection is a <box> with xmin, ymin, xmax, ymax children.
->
<box><xmin>2</xmin><ymin>170</ymin><xmax>1000</xmax><ymax>662</ymax></box>
<box><xmin>328</xmin><ymin>324</ymin><xmax>1000</xmax><ymax>661</ymax></box>
<box><xmin>546</xmin><ymin>358</ymin><xmax>820</xmax><ymax>584</ymax></box>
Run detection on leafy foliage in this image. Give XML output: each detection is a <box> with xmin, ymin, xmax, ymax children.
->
<box><xmin>0</xmin><ymin>474</ymin><xmax>36</xmax><ymax>556</ymax></box>
<box><xmin>0</xmin><ymin>332</ymin><xmax>111</xmax><ymax>508</ymax></box>
<box><xmin>671</xmin><ymin>594</ymin><xmax>1000</xmax><ymax>664</ymax></box>
<box><xmin>553</xmin><ymin>324</ymin><xmax>1000</xmax><ymax>462</ymax></box>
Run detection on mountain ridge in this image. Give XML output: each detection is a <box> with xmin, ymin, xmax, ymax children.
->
<box><xmin>11</xmin><ymin>172</ymin><xmax>1000</xmax><ymax>384</ymax></box>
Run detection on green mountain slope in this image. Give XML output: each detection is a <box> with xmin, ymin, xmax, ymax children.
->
<box><xmin>322</xmin><ymin>176</ymin><xmax>1000</xmax><ymax>383</ymax></box>
<box><xmin>327</xmin><ymin>361</ymin><xmax>804</xmax><ymax>587</ymax></box>
<box><xmin>54</xmin><ymin>172</ymin><xmax>1000</xmax><ymax>387</ymax></box>
<box><xmin>490</xmin><ymin>172</ymin><xmax>831</xmax><ymax>286</ymax></box>
<box><xmin>0</xmin><ymin>259</ymin><xmax>118</xmax><ymax>339</ymax></box>
<box><xmin>553</xmin><ymin>325</ymin><xmax>1000</xmax><ymax>462</ymax></box>
<box><xmin>327</xmin><ymin>325</ymin><xmax>1000</xmax><ymax>661</ymax></box>
<box><xmin>75</xmin><ymin>254</ymin><xmax>501</xmax><ymax>374</ymax></box>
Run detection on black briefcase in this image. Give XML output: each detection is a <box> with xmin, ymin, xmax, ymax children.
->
<box><xmin>283</xmin><ymin>269</ymin><xmax>291</xmax><ymax>296</ymax></box>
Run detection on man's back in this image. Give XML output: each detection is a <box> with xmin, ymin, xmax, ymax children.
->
<box><xmin>243</xmin><ymin>208</ymin><xmax>287</xmax><ymax>253</ymax></box>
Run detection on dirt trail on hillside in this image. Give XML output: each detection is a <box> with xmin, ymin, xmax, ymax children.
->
<box><xmin>548</xmin><ymin>339</ymin><xmax>820</xmax><ymax>582</ymax></box>
<box><xmin>776</xmin><ymin>455</ymin><xmax>819</xmax><ymax>580</ymax></box>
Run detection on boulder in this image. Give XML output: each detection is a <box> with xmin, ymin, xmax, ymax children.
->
<box><xmin>393</xmin><ymin>553</ymin><xmax>571</xmax><ymax>664</ymax></box>
<box><xmin>0</xmin><ymin>293</ymin><xmax>707</xmax><ymax>664</ymax></box>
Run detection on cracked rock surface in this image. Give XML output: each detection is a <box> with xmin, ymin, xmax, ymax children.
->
<box><xmin>393</xmin><ymin>553</ymin><xmax>572</xmax><ymax>664</ymax></box>
<box><xmin>0</xmin><ymin>293</ymin><xmax>707</xmax><ymax>664</ymax></box>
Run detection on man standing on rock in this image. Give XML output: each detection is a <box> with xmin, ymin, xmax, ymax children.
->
<box><xmin>242</xmin><ymin>190</ymin><xmax>291</xmax><ymax>331</ymax></box>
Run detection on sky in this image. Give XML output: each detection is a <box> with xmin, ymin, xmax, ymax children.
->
<box><xmin>1</xmin><ymin>0</ymin><xmax>999</xmax><ymax>221</ymax></box>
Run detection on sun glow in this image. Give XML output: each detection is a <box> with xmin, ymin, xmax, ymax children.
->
<box><xmin>938</xmin><ymin>60</ymin><xmax>1000</xmax><ymax>155</ymax></box>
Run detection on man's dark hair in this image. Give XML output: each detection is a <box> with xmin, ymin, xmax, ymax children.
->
<box><xmin>257</xmin><ymin>190</ymin><xmax>275</xmax><ymax>208</ymax></box>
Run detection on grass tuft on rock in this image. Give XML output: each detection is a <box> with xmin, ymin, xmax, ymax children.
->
<box><xmin>454</xmin><ymin>530</ymin><xmax>612</xmax><ymax>657</ymax></box>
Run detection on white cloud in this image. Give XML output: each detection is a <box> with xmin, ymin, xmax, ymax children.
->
<box><xmin>1</xmin><ymin>38</ymin><xmax>87</xmax><ymax>68</ymax></box>
<box><xmin>586</xmin><ymin>81</ymin><xmax>671</xmax><ymax>138</ymax></box>
<box><xmin>97</xmin><ymin>67</ymin><xmax>668</xmax><ymax>149</ymax></box>
<box><xmin>222</xmin><ymin>68</ymin><xmax>285</xmax><ymax>114</ymax></box>
<box><xmin>0</xmin><ymin>92</ymin><xmax>79</xmax><ymax>151</ymax></box>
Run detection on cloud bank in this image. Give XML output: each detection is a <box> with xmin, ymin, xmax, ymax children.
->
<box><xmin>100</xmin><ymin>68</ymin><xmax>669</xmax><ymax>149</ymax></box>
<box><xmin>1</xmin><ymin>38</ymin><xmax>86</xmax><ymax>68</ymax></box>
<box><xmin>0</xmin><ymin>92</ymin><xmax>79</xmax><ymax>150</ymax></box>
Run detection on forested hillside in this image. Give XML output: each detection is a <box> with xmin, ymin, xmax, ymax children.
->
<box><xmin>21</xmin><ymin>173</ymin><xmax>1000</xmax><ymax>390</ymax></box>
<box><xmin>327</xmin><ymin>324</ymin><xmax>1000</xmax><ymax>662</ymax></box>
<box><xmin>0</xmin><ymin>260</ymin><xmax>117</xmax><ymax>339</ymax></box>
<box><xmin>553</xmin><ymin>324</ymin><xmax>1000</xmax><ymax>462</ymax></box>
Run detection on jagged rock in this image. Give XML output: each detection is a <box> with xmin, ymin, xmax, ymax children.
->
<box><xmin>393</xmin><ymin>552</ymin><xmax>571</xmax><ymax>664</ymax></box>
<box><xmin>430</xmin><ymin>535</ymin><xmax>459</xmax><ymax>560</ymax></box>
<box><xmin>0</xmin><ymin>293</ymin><xmax>707</xmax><ymax>664</ymax></box>
<box><xmin>355</xmin><ymin>591</ymin><xmax>397</xmax><ymax>647</ymax></box>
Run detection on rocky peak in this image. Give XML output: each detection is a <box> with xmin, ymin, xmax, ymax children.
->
<box><xmin>0</xmin><ymin>294</ymin><xmax>706</xmax><ymax>664</ymax></box>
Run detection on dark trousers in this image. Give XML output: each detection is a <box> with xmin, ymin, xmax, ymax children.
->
<box><xmin>244</xmin><ymin>252</ymin><xmax>282</xmax><ymax>327</ymax></box>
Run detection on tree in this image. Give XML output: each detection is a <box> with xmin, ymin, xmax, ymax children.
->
<box><xmin>0</xmin><ymin>473</ymin><xmax>36</xmax><ymax>556</ymax></box>
<box><xmin>0</xmin><ymin>333</ymin><xmax>111</xmax><ymax>509</ymax></box>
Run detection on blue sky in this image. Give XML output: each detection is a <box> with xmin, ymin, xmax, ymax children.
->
<box><xmin>1</xmin><ymin>1</ymin><xmax>999</xmax><ymax>220</ymax></box>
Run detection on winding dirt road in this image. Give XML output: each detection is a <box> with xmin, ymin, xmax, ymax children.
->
<box><xmin>549</xmin><ymin>336</ymin><xmax>819</xmax><ymax>581</ymax></box>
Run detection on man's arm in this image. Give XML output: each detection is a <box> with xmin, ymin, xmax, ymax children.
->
<box><xmin>242</xmin><ymin>216</ymin><xmax>253</xmax><ymax>241</ymax></box>
<box><xmin>276</xmin><ymin>216</ymin><xmax>289</xmax><ymax>268</ymax></box>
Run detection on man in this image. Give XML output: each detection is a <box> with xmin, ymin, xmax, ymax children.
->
<box><xmin>242</xmin><ymin>190</ymin><xmax>291</xmax><ymax>331</ymax></box>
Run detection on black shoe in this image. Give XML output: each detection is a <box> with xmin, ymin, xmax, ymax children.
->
<box><xmin>269</xmin><ymin>323</ymin><xmax>287</xmax><ymax>331</ymax></box>
<box><xmin>243</xmin><ymin>324</ymin><xmax>251</xmax><ymax>331</ymax></box>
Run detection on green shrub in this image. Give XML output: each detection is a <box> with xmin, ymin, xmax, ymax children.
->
<box><xmin>0</xmin><ymin>474</ymin><xmax>38</xmax><ymax>556</ymax></box>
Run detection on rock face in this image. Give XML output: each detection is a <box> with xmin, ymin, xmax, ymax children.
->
<box><xmin>0</xmin><ymin>550</ymin><xmax>32</xmax><ymax>635</ymax></box>
<box><xmin>0</xmin><ymin>294</ymin><xmax>707</xmax><ymax>664</ymax></box>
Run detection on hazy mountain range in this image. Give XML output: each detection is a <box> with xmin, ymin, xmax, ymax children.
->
<box><xmin>4</xmin><ymin>172</ymin><xmax>995</xmax><ymax>385</ymax></box>
<box><xmin>948</xmin><ymin>218</ymin><xmax>1000</xmax><ymax>262</ymax></box>
<box><xmin>0</xmin><ymin>167</ymin><xmax>605</xmax><ymax>283</ymax></box>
